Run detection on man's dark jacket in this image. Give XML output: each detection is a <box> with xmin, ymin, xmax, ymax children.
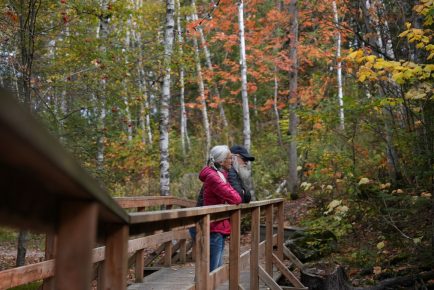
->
<box><xmin>228</xmin><ymin>168</ymin><xmax>251</xmax><ymax>203</ymax></box>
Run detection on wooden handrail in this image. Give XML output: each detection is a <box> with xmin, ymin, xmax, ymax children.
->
<box><xmin>0</xmin><ymin>88</ymin><xmax>129</xmax><ymax>290</ymax></box>
<box><xmin>0</xmin><ymin>89</ymin><xmax>128</xmax><ymax>232</ymax></box>
<box><xmin>129</xmin><ymin>199</ymin><xmax>284</xmax><ymax>223</ymax></box>
<box><xmin>115</xmin><ymin>196</ymin><xmax>196</xmax><ymax>209</ymax></box>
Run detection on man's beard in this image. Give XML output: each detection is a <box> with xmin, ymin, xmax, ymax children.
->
<box><xmin>233</xmin><ymin>157</ymin><xmax>251</xmax><ymax>185</ymax></box>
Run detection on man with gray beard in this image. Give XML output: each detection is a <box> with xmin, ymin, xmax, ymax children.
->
<box><xmin>229</xmin><ymin>145</ymin><xmax>255</xmax><ymax>203</ymax></box>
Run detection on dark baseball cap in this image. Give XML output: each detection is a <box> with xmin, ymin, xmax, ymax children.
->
<box><xmin>230</xmin><ymin>145</ymin><xmax>255</xmax><ymax>161</ymax></box>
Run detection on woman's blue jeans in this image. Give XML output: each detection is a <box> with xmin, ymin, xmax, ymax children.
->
<box><xmin>210</xmin><ymin>232</ymin><xmax>226</xmax><ymax>272</ymax></box>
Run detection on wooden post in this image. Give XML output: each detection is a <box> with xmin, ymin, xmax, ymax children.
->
<box><xmin>135</xmin><ymin>249</ymin><xmax>145</xmax><ymax>283</ymax></box>
<box><xmin>97</xmin><ymin>262</ymin><xmax>105</xmax><ymax>290</ymax></box>
<box><xmin>265</xmin><ymin>205</ymin><xmax>273</xmax><ymax>276</ymax></box>
<box><xmin>250</xmin><ymin>206</ymin><xmax>260</xmax><ymax>290</ymax></box>
<box><xmin>195</xmin><ymin>214</ymin><xmax>210</xmax><ymax>290</ymax></box>
<box><xmin>164</xmin><ymin>241</ymin><xmax>173</xmax><ymax>266</ymax></box>
<box><xmin>276</xmin><ymin>201</ymin><xmax>284</xmax><ymax>260</ymax></box>
<box><xmin>101</xmin><ymin>224</ymin><xmax>129</xmax><ymax>290</ymax></box>
<box><xmin>179</xmin><ymin>239</ymin><xmax>187</xmax><ymax>264</ymax></box>
<box><xmin>42</xmin><ymin>233</ymin><xmax>56</xmax><ymax>290</ymax></box>
<box><xmin>55</xmin><ymin>201</ymin><xmax>98</xmax><ymax>290</ymax></box>
<box><xmin>229</xmin><ymin>209</ymin><xmax>241</xmax><ymax>290</ymax></box>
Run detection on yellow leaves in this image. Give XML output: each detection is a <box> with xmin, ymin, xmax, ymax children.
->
<box><xmin>421</xmin><ymin>191</ymin><xmax>432</xmax><ymax>199</ymax></box>
<box><xmin>358</xmin><ymin>177</ymin><xmax>370</xmax><ymax>185</ymax></box>
<box><xmin>358</xmin><ymin>67</ymin><xmax>376</xmax><ymax>82</ymax></box>
<box><xmin>365</xmin><ymin>55</ymin><xmax>377</xmax><ymax>63</ymax></box>
<box><xmin>347</xmin><ymin>49</ymin><xmax>364</xmax><ymax>62</ymax></box>
<box><xmin>414</xmin><ymin>0</ymin><xmax>434</xmax><ymax>16</ymax></box>
<box><xmin>405</xmin><ymin>83</ymin><xmax>434</xmax><ymax>100</ymax></box>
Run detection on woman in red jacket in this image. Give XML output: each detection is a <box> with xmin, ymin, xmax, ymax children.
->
<box><xmin>199</xmin><ymin>145</ymin><xmax>242</xmax><ymax>271</ymax></box>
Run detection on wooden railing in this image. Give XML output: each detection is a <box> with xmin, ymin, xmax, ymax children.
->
<box><xmin>0</xmin><ymin>88</ymin><xmax>129</xmax><ymax>290</ymax></box>
<box><xmin>127</xmin><ymin>197</ymin><xmax>288</xmax><ymax>290</ymax></box>
<box><xmin>0</xmin><ymin>88</ymin><xmax>306</xmax><ymax>290</ymax></box>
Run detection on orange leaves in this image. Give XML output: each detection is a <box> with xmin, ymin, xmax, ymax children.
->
<box><xmin>260</xmin><ymin>99</ymin><xmax>275</xmax><ymax>111</ymax></box>
<box><xmin>4</xmin><ymin>10</ymin><xmax>18</xmax><ymax>23</ymax></box>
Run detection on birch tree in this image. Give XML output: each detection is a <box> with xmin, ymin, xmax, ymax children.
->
<box><xmin>96</xmin><ymin>0</ymin><xmax>110</xmax><ymax>170</ymax></box>
<box><xmin>273</xmin><ymin>71</ymin><xmax>283</xmax><ymax>147</ymax></box>
<box><xmin>333</xmin><ymin>0</ymin><xmax>345</xmax><ymax>130</ymax></box>
<box><xmin>287</xmin><ymin>0</ymin><xmax>299</xmax><ymax>199</ymax></box>
<box><xmin>238</xmin><ymin>0</ymin><xmax>251</xmax><ymax>151</ymax></box>
<box><xmin>176</xmin><ymin>0</ymin><xmax>190</xmax><ymax>155</ymax></box>
<box><xmin>189</xmin><ymin>12</ymin><xmax>211</xmax><ymax>157</ymax></box>
<box><xmin>159</xmin><ymin>0</ymin><xmax>175</xmax><ymax>196</ymax></box>
<box><xmin>191</xmin><ymin>0</ymin><xmax>229</xmax><ymax>130</ymax></box>
<box><xmin>123</xmin><ymin>20</ymin><xmax>133</xmax><ymax>141</ymax></box>
<box><xmin>132</xmin><ymin>0</ymin><xmax>153</xmax><ymax>145</ymax></box>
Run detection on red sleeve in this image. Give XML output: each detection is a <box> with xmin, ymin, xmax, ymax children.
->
<box><xmin>207</xmin><ymin>172</ymin><xmax>242</xmax><ymax>205</ymax></box>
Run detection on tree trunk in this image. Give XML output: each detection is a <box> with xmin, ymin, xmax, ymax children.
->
<box><xmin>12</xmin><ymin>0</ymin><xmax>40</xmax><ymax>267</ymax></box>
<box><xmin>123</xmin><ymin>20</ymin><xmax>133</xmax><ymax>142</ymax></box>
<box><xmin>190</xmin><ymin>13</ymin><xmax>211</xmax><ymax>158</ymax></box>
<box><xmin>194</xmin><ymin>7</ymin><xmax>229</xmax><ymax>130</ymax></box>
<box><xmin>132</xmin><ymin>0</ymin><xmax>153</xmax><ymax>145</ymax></box>
<box><xmin>16</xmin><ymin>230</ymin><xmax>28</xmax><ymax>266</ymax></box>
<box><xmin>332</xmin><ymin>0</ymin><xmax>345</xmax><ymax>131</ymax></box>
<box><xmin>15</xmin><ymin>0</ymin><xmax>39</xmax><ymax>111</ymax></box>
<box><xmin>287</xmin><ymin>0</ymin><xmax>299</xmax><ymax>199</ymax></box>
<box><xmin>96</xmin><ymin>0</ymin><xmax>110</xmax><ymax>170</ymax></box>
<box><xmin>238</xmin><ymin>0</ymin><xmax>251</xmax><ymax>151</ymax></box>
<box><xmin>177</xmin><ymin>0</ymin><xmax>190</xmax><ymax>156</ymax></box>
<box><xmin>361</xmin><ymin>0</ymin><xmax>403</xmax><ymax>185</ymax></box>
<box><xmin>273</xmin><ymin>70</ymin><xmax>283</xmax><ymax>147</ymax></box>
<box><xmin>159</xmin><ymin>0</ymin><xmax>175</xmax><ymax>196</ymax></box>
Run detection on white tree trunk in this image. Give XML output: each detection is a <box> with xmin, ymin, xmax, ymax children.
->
<box><xmin>333</xmin><ymin>1</ymin><xmax>345</xmax><ymax>130</ymax></box>
<box><xmin>139</xmin><ymin>102</ymin><xmax>147</xmax><ymax>144</ymax></box>
<box><xmin>288</xmin><ymin>0</ymin><xmax>299</xmax><ymax>199</ymax></box>
<box><xmin>132</xmin><ymin>0</ymin><xmax>151</xmax><ymax>145</ymax></box>
<box><xmin>192</xmin><ymin>0</ymin><xmax>228</xmax><ymax>129</ymax></box>
<box><xmin>123</xmin><ymin>21</ymin><xmax>133</xmax><ymax>141</ymax></box>
<box><xmin>176</xmin><ymin>0</ymin><xmax>190</xmax><ymax>155</ymax></box>
<box><xmin>159</xmin><ymin>0</ymin><xmax>175</xmax><ymax>196</ymax></box>
<box><xmin>238</xmin><ymin>0</ymin><xmax>251</xmax><ymax>151</ymax></box>
<box><xmin>124</xmin><ymin>96</ymin><xmax>133</xmax><ymax>141</ymax></box>
<box><xmin>189</xmin><ymin>14</ymin><xmax>211</xmax><ymax>158</ymax></box>
<box><xmin>273</xmin><ymin>70</ymin><xmax>283</xmax><ymax>147</ymax></box>
<box><xmin>96</xmin><ymin>0</ymin><xmax>110</xmax><ymax>170</ymax></box>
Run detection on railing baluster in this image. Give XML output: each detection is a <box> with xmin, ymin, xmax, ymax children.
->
<box><xmin>265</xmin><ymin>204</ymin><xmax>273</xmax><ymax>276</ymax></box>
<box><xmin>179</xmin><ymin>239</ymin><xmax>187</xmax><ymax>264</ymax></box>
<box><xmin>229</xmin><ymin>209</ymin><xmax>241</xmax><ymax>290</ymax></box>
<box><xmin>250</xmin><ymin>206</ymin><xmax>260</xmax><ymax>290</ymax></box>
<box><xmin>276</xmin><ymin>201</ymin><xmax>284</xmax><ymax>260</ymax></box>
<box><xmin>42</xmin><ymin>233</ymin><xmax>56</xmax><ymax>290</ymax></box>
<box><xmin>101</xmin><ymin>224</ymin><xmax>128</xmax><ymax>290</ymax></box>
<box><xmin>164</xmin><ymin>241</ymin><xmax>173</xmax><ymax>266</ymax></box>
<box><xmin>195</xmin><ymin>214</ymin><xmax>210</xmax><ymax>290</ymax></box>
<box><xmin>135</xmin><ymin>249</ymin><xmax>145</xmax><ymax>283</ymax></box>
<box><xmin>55</xmin><ymin>201</ymin><xmax>98</xmax><ymax>290</ymax></box>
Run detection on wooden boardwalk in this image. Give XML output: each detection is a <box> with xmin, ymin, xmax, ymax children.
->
<box><xmin>128</xmin><ymin>266</ymin><xmax>195</xmax><ymax>290</ymax></box>
<box><xmin>128</xmin><ymin>265</ymin><xmax>282</xmax><ymax>290</ymax></box>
